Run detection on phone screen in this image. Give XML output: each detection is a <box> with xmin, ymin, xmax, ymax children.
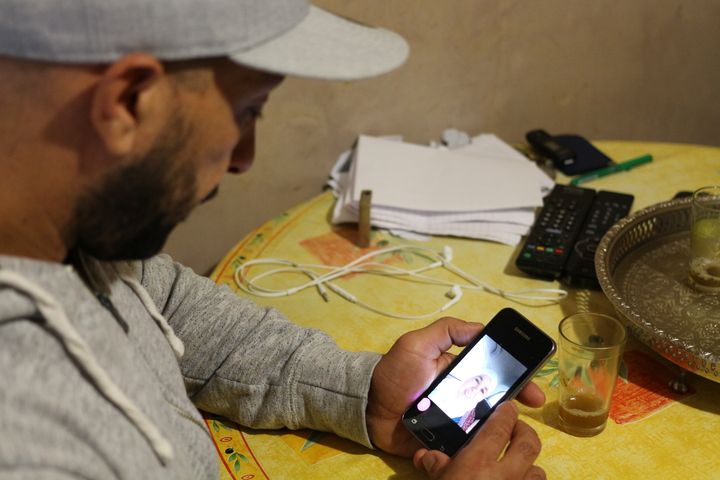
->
<box><xmin>425</xmin><ymin>335</ymin><xmax>527</xmax><ymax>433</ymax></box>
<box><xmin>402</xmin><ymin>308</ymin><xmax>555</xmax><ymax>456</ymax></box>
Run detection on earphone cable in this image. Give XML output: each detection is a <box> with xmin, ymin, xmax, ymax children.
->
<box><xmin>234</xmin><ymin>245</ymin><xmax>567</xmax><ymax>318</ymax></box>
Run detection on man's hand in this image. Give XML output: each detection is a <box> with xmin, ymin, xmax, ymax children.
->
<box><xmin>366</xmin><ymin>317</ymin><xmax>546</xmax><ymax>459</ymax></box>
<box><xmin>413</xmin><ymin>402</ymin><xmax>546</xmax><ymax>479</ymax></box>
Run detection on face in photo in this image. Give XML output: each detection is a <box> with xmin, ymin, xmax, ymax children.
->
<box><xmin>428</xmin><ymin>336</ymin><xmax>527</xmax><ymax>432</ymax></box>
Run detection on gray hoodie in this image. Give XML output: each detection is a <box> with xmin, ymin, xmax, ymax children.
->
<box><xmin>0</xmin><ymin>253</ymin><xmax>380</xmax><ymax>479</ymax></box>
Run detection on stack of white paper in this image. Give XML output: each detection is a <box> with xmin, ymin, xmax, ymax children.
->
<box><xmin>330</xmin><ymin>134</ymin><xmax>553</xmax><ymax>245</ymax></box>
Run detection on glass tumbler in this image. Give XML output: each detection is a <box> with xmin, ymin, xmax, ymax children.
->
<box><xmin>557</xmin><ymin>312</ymin><xmax>626</xmax><ymax>437</ymax></box>
<box><xmin>688</xmin><ymin>186</ymin><xmax>720</xmax><ymax>292</ymax></box>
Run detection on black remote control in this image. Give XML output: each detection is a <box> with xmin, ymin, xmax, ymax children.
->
<box><xmin>561</xmin><ymin>190</ymin><xmax>634</xmax><ymax>289</ymax></box>
<box><xmin>515</xmin><ymin>185</ymin><xmax>596</xmax><ymax>279</ymax></box>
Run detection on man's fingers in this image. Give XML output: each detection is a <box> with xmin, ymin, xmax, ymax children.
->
<box><xmin>516</xmin><ymin>381</ymin><xmax>546</xmax><ymax>408</ymax></box>
<box><xmin>413</xmin><ymin>449</ymin><xmax>451</xmax><ymax>479</ymax></box>
<box><xmin>501</xmin><ymin>419</ymin><xmax>542</xmax><ymax>477</ymax></box>
<box><xmin>523</xmin><ymin>465</ymin><xmax>547</xmax><ymax>480</ymax></box>
<box><xmin>460</xmin><ymin>401</ymin><xmax>519</xmax><ymax>461</ymax></box>
<box><xmin>411</xmin><ymin>405</ymin><xmax>545</xmax><ymax>479</ymax></box>
<box><xmin>410</xmin><ymin>317</ymin><xmax>484</xmax><ymax>355</ymax></box>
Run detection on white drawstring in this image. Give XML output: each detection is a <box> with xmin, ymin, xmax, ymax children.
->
<box><xmin>234</xmin><ymin>245</ymin><xmax>567</xmax><ymax>319</ymax></box>
<box><xmin>0</xmin><ymin>270</ymin><xmax>175</xmax><ymax>466</ymax></box>
<box><xmin>113</xmin><ymin>262</ymin><xmax>185</xmax><ymax>360</ymax></box>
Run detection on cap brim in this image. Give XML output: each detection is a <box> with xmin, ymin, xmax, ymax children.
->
<box><xmin>229</xmin><ymin>6</ymin><xmax>409</xmax><ymax>81</ymax></box>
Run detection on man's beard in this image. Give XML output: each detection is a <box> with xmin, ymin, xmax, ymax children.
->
<box><xmin>72</xmin><ymin>116</ymin><xmax>204</xmax><ymax>261</ymax></box>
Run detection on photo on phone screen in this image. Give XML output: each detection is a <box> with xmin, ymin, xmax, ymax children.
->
<box><xmin>402</xmin><ymin>308</ymin><xmax>556</xmax><ymax>456</ymax></box>
<box><xmin>427</xmin><ymin>335</ymin><xmax>527</xmax><ymax>433</ymax></box>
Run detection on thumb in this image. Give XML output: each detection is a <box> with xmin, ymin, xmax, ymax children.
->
<box><xmin>413</xmin><ymin>449</ymin><xmax>451</xmax><ymax>479</ymax></box>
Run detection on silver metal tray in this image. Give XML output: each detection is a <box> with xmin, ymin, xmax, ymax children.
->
<box><xmin>596</xmin><ymin>197</ymin><xmax>720</xmax><ymax>382</ymax></box>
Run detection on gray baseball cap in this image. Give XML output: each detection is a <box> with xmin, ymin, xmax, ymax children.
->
<box><xmin>0</xmin><ymin>0</ymin><xmax>409</xmax><ymax>80</ymax></box>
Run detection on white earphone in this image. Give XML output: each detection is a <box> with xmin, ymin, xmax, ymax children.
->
<box><xmin>234</xmin><ymin>245</ymin><xmax>567</xmax><ymax>320</ymax></box>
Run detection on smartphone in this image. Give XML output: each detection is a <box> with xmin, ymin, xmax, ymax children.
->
<box><xmin>402</xmin><ymin>308</ymin><xmax>556</xmax><ymax>456</ymax></box>
<box><xmin>525</xmin><ymin>130</ymin><xmax>612</xmax><ymax>175</ymax></box>
<box><xmin>525</xmin><ymin>129</ymin><xmax>576</xmax><ymax>169</ymax></box>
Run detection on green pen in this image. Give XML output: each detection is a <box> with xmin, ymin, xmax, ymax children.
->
<box><xmin>569</xmin><ymin>154</ymin><xmax>653</xmax><ymax>186</ymax></box>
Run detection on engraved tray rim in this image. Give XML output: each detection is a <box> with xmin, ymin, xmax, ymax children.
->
<box><xmin>596</xmin><ymin>196</ymin><xmax>719</xmax><ymax>382</ymax></box>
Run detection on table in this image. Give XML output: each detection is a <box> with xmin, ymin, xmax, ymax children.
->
<box><xmin>204</xmin><ymin>141</ymin><xmax>720</xmax><ymax>479</ymax></box>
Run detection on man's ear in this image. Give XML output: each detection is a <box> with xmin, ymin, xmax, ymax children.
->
<box><xmin>90</xmin><ymin>53</ymin><xmax>166</xmax><ymax>157</ymax></box>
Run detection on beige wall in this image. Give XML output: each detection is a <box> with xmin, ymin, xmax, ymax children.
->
<box><xmin>163</xmin><ymin>0</ymin><xmax>720</xmax><ymax>275</ymax></box>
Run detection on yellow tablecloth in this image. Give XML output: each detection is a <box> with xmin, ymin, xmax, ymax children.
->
<box><xmin>206</xmin><ymin>141</ymin><xmax>720</xmax><ymax>479</ymax></box>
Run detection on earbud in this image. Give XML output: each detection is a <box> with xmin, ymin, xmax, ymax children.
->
<box><xmin>441</xmin><ymin>285</ymin><xmax>463</xmax><ymax>311</ymax></box>
<box><xmin>446</xmin><ymin>285</ymin><xmax>461</xmax><ymax>299</ymax></box>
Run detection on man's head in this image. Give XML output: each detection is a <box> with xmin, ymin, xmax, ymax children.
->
<box><xmin>70</xmin><ymin>56</ymin><xmax>286</xmax><ymax>260</ymax></box>
<box><xmin>459</xmin><ymin>373</ymin><xmax>498</xmax><ymax>401</ymax></box>
<box><xmin>0</xmin><ymin>1</ymin><xmax>408</xmax><ymax>261</ymax></box>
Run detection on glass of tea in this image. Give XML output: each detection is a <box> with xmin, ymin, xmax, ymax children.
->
<box><xmin>689</xmin><ymin>186</ymin><xmax>720</xmax><ymax>292</ymax></box>
<box><xmin>557</xmin><ymin>312</ymin><xmax>626</xmax><ymax>437</ymax></box>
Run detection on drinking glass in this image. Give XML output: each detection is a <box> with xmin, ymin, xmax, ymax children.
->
<box><xmin>688</xmin><ymin>186</ymin><xmax>720</xmax><ymax>292</ymax></box>
<box><xmin>557</xmin><ymin>312</ymin><xmax>626</xmax><ymax>437</ymax></box>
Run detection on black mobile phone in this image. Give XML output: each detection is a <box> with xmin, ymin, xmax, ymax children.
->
<box><xmin>526</xmin><ymin>130</ymin><xmax>612</xmax><ymax>176</ymax></box>
<box><xmin>526</xmin><ymin>129</ymin><xmax>576</xmax><ymax>169</ymax></box>
<box><xmin>401</xmin><ymin>308</ymin><xmax>556</xmax><ymax>457</ymax></box>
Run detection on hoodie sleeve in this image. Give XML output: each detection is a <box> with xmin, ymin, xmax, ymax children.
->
<box><xmin>134</xmin><ymin>254</ymin><xmax>380</xmax><ymax>448</ymax></box>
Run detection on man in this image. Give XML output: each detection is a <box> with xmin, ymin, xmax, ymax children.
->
<box><xmin>429</xmin><ymin>372</ymin><xmax>498</xmax><ymax>427</ymax></box>
<box><xmin>0</xmin><ymin>1</ymin><xmax>547</xmax><ymax>479</ymax></box>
